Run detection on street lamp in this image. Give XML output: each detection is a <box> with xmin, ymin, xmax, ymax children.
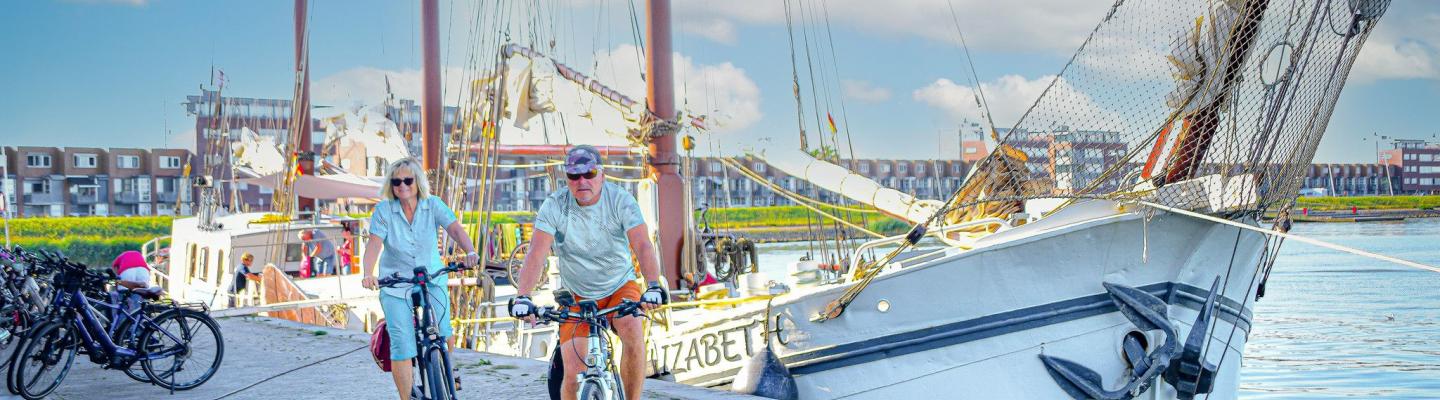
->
<box><xmin>1367</xmin><ymin>132</ymin><xmax>1396</xmax><ymax>196</ymax></box>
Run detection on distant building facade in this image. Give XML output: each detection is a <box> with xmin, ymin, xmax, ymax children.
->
<box><xmin>1379</xmin><ymin>139</ymin><xmax>1440</xmax><ymax>194</ymax></box>
<box><xmin>2</xmin><ymin>146</ymin><xmax>194</xmax><ymax>217</ymax></box>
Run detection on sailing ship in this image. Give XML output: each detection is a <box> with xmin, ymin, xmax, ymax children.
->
<box><xmin>146</xmin><ymin>0</ymin><xmax>1417</xmax><ymax>399</ymax></box>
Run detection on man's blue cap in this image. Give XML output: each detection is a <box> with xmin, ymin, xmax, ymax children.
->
<box><xmin>564</xmin><ymin>145</ymin><xmax>601</xmax><ymax>175</ymax></box>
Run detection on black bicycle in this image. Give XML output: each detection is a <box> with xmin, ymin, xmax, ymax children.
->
<box><xmin>377</xmin><ymin>262</ymin><xmax>469</xmax><ymax>400</ymax></box>
<box><xmin>7</xmin><ymin>253</ymin><xmax>224</xmax><ymax>399</ymax></box>
<box><xmin>537</xmin><ymin>295</ymin><xmax>646</xmax><ymax>400</ymax></box>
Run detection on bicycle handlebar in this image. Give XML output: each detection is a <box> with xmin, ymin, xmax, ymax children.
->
<box><xmin>535</xmin><ymin>299</ymin><xmax>646</xmax><ymax>324</ymax></box>
<box><xmin>376</xmin><ymin>262</ymin><xmax>471</xmax><ymax>288</ymax></box>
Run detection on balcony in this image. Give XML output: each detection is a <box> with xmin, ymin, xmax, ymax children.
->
<box><xmin>23</xmin><ymin>192</ymin><xmax>63</xmax><ymax>204</ymax></box>
<box><xmin>70</xmin><ymin>193</ymin><xmax>105</xmax><ymax>205</ymax></box>
<box><xmin>157</xmin><ymin>191</ymin><xmax>180</xmax><ymax>203</ymax></box>
<box><xmin>114</xmin><ymin>191</ymin><xmax>148</xmax><ymax>204</ymax></box>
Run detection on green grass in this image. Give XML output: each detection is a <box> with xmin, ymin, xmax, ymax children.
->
<box><xmin>7</xmin><ymin>215</ymin><xmax>174</xmax><ymax>239</ymax></box>
<box><xmin>700</xmin><ymin>205</ymin><xmax>909</xmax><ymax>232</ymax></box>
<box><xmin>1294</xmin><ymin>195</ymin><xmax>1440</xmax><ymax>211</ymax></box>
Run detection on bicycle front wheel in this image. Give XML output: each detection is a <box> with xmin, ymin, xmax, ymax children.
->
<box><xmin>423</xmin><ymin>347</ymin><xmax>455</xmax><ymax>400</ymax></box>
<box><xmin>578</xmin><ymin>379</ymin><xmax>606</xmax><ymax>400</ymax></box>
<box><xmin>13</xmin><ymin>321</ymin><xmax>77</xmax><ymax>400</ymax></box>
<box><xmin>141</xmin><ymin>309</ymin><xmax>224</xmax><ymax>391</ymax></box>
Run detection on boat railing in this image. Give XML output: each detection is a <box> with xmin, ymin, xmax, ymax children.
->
<box><xmin>142</xmin><ymin>235</ymin><xmax>171</xmax><ymax>288</ymax></box>
<box><xmin>849</xmin><ymin>217</ymin><xmax>1012</xmax><ymax>273</ymax></box>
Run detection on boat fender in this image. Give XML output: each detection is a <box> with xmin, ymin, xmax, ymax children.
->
<box><xmin>731</xmin><ymin>346</ymin><xmax>799</xmax><ymax>400</ymax></box>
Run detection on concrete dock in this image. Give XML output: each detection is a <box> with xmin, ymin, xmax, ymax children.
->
<box><xmin>9</xmin><ymin>316</ymin><xmax>757</xmax><ymax>400</ymax></box>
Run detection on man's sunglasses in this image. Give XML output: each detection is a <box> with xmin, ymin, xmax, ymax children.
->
<box><xmin>390</xmin><ymin>177</ymin><xmax>416</xmax><ymax>187</ymax></box>
<box><xmin>566</xmin><ymin>171</ymin><xmax>598</xmax><ymax>181</ymax></box>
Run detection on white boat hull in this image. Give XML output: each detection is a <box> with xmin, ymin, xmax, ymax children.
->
<box><xmin>650</xmin><ymin>200</ymin><xmax>1266</xmax><ymax>399</ymax></box>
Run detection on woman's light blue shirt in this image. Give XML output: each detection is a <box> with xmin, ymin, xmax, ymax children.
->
<box><xmin>368</xmin><ymin>196</ymin><xmax>457</xmax><ymax>298</ymax></box>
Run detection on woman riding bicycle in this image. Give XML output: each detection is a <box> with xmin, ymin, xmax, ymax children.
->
<box><xmin>360</xmin><ymin>158</ymin><xmax>480</xmax><ymax>400</ymax></box>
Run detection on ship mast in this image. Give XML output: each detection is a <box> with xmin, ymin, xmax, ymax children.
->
<box><xmin>294</xmin><ymin>0</ymin><xmax>314</xmax><ymax>213</ymax></box>
<box><xmin>646</xmin><ymin>0</ymin><xmax>684</xmax><ymax>287</ymax></box>
<box><xmin>420</xmin><ymin>0</ymin><xmax>443</xmax><ymax>172</ymax></box>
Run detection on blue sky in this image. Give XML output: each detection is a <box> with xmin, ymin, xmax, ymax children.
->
<box><xmin>3</xmin><ymin>0</ymin><xmax>1439</xmax><ymax>163</ymax></box>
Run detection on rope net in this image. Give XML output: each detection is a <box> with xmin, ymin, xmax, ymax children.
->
<box><xmin>954</xmin><ymin>0</ymin><xmax>1390</xmax><ymax>224</ymax></box>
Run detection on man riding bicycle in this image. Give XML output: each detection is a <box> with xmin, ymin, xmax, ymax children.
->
<box><xmin>509</xmin><ymin>145</ymin><xmax>668</xmax><ymax>400</ymax></box>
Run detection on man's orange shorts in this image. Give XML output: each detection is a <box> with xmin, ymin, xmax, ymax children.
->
<box><xmin>558</xmin><ymin>280</ymin><xmax>642</xmax><ymax>344</ymax></box>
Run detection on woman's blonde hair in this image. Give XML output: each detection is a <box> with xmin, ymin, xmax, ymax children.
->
<box><xmin>381</xmin><ymin>158</ymin><xmax>431</xmax><ymax>201</ymax></box>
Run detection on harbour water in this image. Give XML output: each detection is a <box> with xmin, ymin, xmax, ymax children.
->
<box><xmin>1241</xmin><ymin>218</ymin><xmax>1440</xmax><ymax>399</ymax></box>
<box><xmin>745</xmin><ymin>218</ymin><xmax>1440</xmax><ymax>398</ymax></box>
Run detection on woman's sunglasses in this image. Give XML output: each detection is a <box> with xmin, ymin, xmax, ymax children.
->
<box><xmin>566</xmin><ymin>171</ymin><xmax>598</xmax><ymax>181</ymax></box>
<box><xmin>390</xmin><ymin>177</ymin><xmax>416</xmax><ymax>187</ymax></box>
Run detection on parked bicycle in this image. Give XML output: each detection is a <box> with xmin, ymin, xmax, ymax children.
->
<box><xmin>536</xmin><ymin>293</ymin><xmax>647</xmax><ymax>400</ymax></box>
<box><xmin>376</xmin><ymin>261</ymin><xmax>470</xmax><ymax>400</ymax></box>
<box><xmin>2</xmin><ymin>248</ymin><xmax>224</xmax><ymax>399</ymax></box>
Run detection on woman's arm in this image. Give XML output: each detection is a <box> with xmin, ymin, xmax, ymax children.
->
<box><xmin>361</xmin><ymin>234</ymin><xmax>384</xmax><ymax>289</ymax></box>
<box><xmin>444</xmin><ymin>221</ymin><xmax>479</xmax><ymax>267</ymax></box>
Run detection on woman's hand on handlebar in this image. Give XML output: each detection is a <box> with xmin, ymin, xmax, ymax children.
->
<box><xmin>362</xmin><ymin>275</ymin><xmax>379</xmax><ymax>290</ymax></box>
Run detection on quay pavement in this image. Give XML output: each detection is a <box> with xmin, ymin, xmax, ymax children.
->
<box><xmin>9</xmin><ymin>316</ymin><xmax>758</xmax><ymax>399</ymax></box>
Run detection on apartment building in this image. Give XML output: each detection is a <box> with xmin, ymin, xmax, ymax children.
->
<box><xmin>2</xmin><ymin>146</ymin><xmax>194</xmax><ymax>217</ymax></box>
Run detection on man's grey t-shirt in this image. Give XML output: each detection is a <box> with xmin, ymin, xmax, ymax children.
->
<box><xmin>310</xmin><ymin>230</ymin><xmax>336</xmax><ymax>259</ymax></box>
<box><xmin>534</xmin><ymin>181</ymin><xmax>646</xmax><ymax>299</ymax></box>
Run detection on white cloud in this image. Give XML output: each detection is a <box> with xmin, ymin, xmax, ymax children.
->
<box><xmin>1350</xmin><ymin>12</ymin><xmax>1440</xmax><ymax>83</ymax></box>
<box><xmin>673</xmin><ymin>0</ymin><xmax>1104</xmax><ymax>52</ymax></box>
<box><xmin>913</xmin><ymin>75</ymin><xmax>1117</xmax><ymax>131</ymax></box>
<box><xmin>591</xmin><ymin>45</ymin><xmax>762</xmax><ymax>132</ymax></box>
<box><xmin>312</xmin><ymin>67</ymin><xmax>472</xmax><ymax>108</ymax></box>
<box><xmin>841</xmin><ymin>79</ymin><xmax>891</xmax><ymax>103</ymax></box>
<box><xmin>680</xmin><ymin>18</ymin><xmax>738</xmax><ymax>45</ymax></box>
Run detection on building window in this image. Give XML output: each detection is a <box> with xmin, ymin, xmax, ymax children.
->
<box><xmin>965</xmin><ymin>147</ymin><xmax>978</xmax><ymax>154</ymax></box>
<box><xmin>898</xmin><ymin>163</ymin><xmax>909</xmax><ymax>174</ymax></box>
<box><xmin>880</xmin><ymin>164</ymin><xmax>892</xmax><ymax>174</ymax></box>
<box><xmin>160</xmin><ymin>156</ymin><xmax>182</xmax><ymax>169</ymax></box>
<box><xmin>72</xmin><ymin>153</ymin><xmax>97</xmax><ymax>168</ymax></box>
<box><xmin>710</xmin><ymin>162</ymin><xmax>723</xmax><ymax>173</ymax></box>
<box><xmin>952</xmin><ymin>164</ymin><xmax>963</xmax><ymax>174</ymax></box>
<box><xmin>26</xmin><ymin>154</ymin><xmax>51</xmax><ymax>168</ymax></box>
<box><xmin>117</xmin><ymin>155</ymin><xmax>140</xmax><ymax>169</ymax></box>
<box><xmin>917</xmin><ymin>164</ymin><xmax>926</xmax><ymax>174</ymax></box>
<box><xmin>26</xmin><ymin>180</ymin><xmax>51</xmax><ymax>194</ymax></box>
<box><xmin>754</xmin><ymin>163</ymin><xmax>766</xmax><ymax>173</ymax></box>
<box><xmin>859</xmin><ymin>163</ymin><xmax>871</xmax><ymax>174</ymax></box>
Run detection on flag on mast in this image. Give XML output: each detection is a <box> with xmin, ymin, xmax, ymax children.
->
<box><xmin>827</xmin><ymin>112</ymin><xmax>838</xmax><ymax>134</ymax></box>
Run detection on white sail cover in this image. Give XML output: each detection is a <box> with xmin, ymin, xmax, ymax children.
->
<box><xmin>763</xmin><ymin>148</ymin><xmax>944</xmax><ymax>225</ymax></box>
<box><xmin>493</xmin><ymin>45</ymin><xmax>649</xmax><ymax>149</ymax></box>
<box><xmin>322</xmin><ymin>104</ymin><xmax>412</xmax><ymax>163</ymax></box>
<box><xmin>231</xmin><ymin>127</ymin><xmax>287</xmax><ymax>176</ymax></box>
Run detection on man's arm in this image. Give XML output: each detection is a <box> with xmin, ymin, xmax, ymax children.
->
<box><xmin>626</xmin><ymin>224</ymin><xmax>662</xmax><ymax>286</ymax></box>
<box><xmin>516</xmin><ymin>231</ymin><xmax>554</xmax><ymax>297</ymax></box>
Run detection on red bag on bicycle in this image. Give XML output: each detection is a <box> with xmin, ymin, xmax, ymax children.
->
<box><xmin>371</xmin><ymin>319</ymin><xmax>392</xmax><ymax>372</ymax></box>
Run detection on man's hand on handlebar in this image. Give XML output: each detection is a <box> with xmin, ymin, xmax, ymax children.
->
<box><xmin>641</xmin><ymin>281</ymin><xmax>669</xmax><ymax>312</ymax></box>
<box><xmin>509</xmin><ymin>295</ymin><xmax>537</xmax><ymax>324</ymax></box>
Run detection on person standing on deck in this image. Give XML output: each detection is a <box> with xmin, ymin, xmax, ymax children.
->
<box><xmin>360</xmin><ymin>158</ymin><xmax>479</xmax><ymax>399</ymax></box>
<box><xmin>339</xmin><ymin>225</ymin><xmax>356</xmax><ymax>275</ymax></box>
<box><xmin>302</xmin><ymin>229</ymin><xmax>337</xmax><ymax>276</ymax></box>
<box><xmin>507</xmin><ymin>145</ymin><xmax>669</xmax><ymax>400</ymax></box>
<box><xmin>229</xmin><ymin>253</ymin><xmax>261</xmax><ymax>307</ymax></box>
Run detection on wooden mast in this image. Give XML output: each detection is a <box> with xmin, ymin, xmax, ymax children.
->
<box><xmin>294</xmin><ymin>0</ymin><xmax>314</xmax><ymax>212</ymax></box>
<box><xmin>647</xmin><ymin>0</ymin><xmax>684</xmax><ymax>287</ymax></box>
<box><xmin>421</xmin><ymin>0</ymin><xmax>443</xmax><ymax>172</ymax></box>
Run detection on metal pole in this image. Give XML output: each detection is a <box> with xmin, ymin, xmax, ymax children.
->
<box><xmin>421</xmin><ymin>0</ymin><xmax>443</xmax><ymax>172</ymax></box>
<box><xmin>647</xmin><ymin>0</ymin><xmax>684</xmax><ymax>287</ymax></box>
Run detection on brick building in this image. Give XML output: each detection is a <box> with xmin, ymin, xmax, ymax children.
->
<box><xmin>2</xmin><ymin>146</ymin><xmax>194</xmax><ymax>217</ymax></box>
<box><xmin>1380</xmin><ymin>139</ymin><xmax>1440</xmax><ymax>194</ymax></box>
